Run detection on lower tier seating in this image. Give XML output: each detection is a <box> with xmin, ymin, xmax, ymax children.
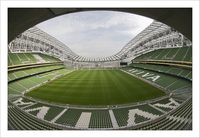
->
<box><xmin>8</xmin><ymin>69</ymin><xmax>71</xmax><ymax>95</ymax></box>
<box><xmin>8</xmin><ymin>96</ymin><xmax>191</xmax><ymax>130</ymax></box>
<box><xmin>132</xmin><ymin>98</ymin><xmax>192</xmax><ymax>130</ymax></box>
<box><xmin>8</xmin><ymin>102</ymin><xmax>62</xmax><ymax>130</ymax></box>
<box><xmin>8</xmin><ymin>65</ymin><xmax>65</xmax><ymax>82</ymax></box>
<box><xmin>129</xmin><ymin>63</ymin><xmax>192</xmax><ymax>80</ymax></box>
<box><xmin>122</xmin><ymin>67</ymin><xmax>192</xmax><ymax>95</ymax></box>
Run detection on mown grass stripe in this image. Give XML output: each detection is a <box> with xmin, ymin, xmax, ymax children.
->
<box><xmin>26</xmin><ymin>70</ymin><xmax>165</xmax><ymax>105</ymax></box>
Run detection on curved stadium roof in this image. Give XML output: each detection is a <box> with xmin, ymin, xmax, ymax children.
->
<box><xmin>9</xmin><ymin>20</ymin><xmax>186</xmax><ymax>62</ymax></box>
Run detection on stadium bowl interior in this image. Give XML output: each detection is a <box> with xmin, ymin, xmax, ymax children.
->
<box><xmin>8</xmin><ymin>8</ymin><xmax>192</xmax><ymax>130</ymax></box>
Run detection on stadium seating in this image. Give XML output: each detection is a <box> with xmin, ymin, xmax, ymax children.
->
<box><xmin>45</xmin><ymin>108</ymin><xmax>113</xmax><ymax>129</ymax></box>
<box><xmin>8</xmin><ymin>102</ymin><xmax>62</xmax><ymax>130</ymax></box>
<box><xmin>113</xmin><ymin>104</ymin><xmax>164</xmax><ymax>127</ymax></box>
<box><xmin>55</xmin><ymin>109</ymin><xmax>82</xmax><ymax>127</ymax></box>
<box><xmin>123</xmin><ymin>67</ymin><xmax>192</xmax><ymax>94</ymax></box>
<box><xmin>133</xmin><ymin>98</ymin><xmax>192</xmax><ymax>130</ymax></box>
<box><xmin>9</xmin><ymin>92</ymin><xmax>191</xmax><ymax>130</ymax></box>
<box><xmin>7</xmin><ymin>18</ymin><xmax>193</xmax><ymax>130</ymax></box>
<box><xmin>38</xmin><ymin>53</ymin><xmax>61</xmax><ymax>62</ymax></box>
<box><xmin>8</xmin><ymin>60</ymin><xmax>192</xmax><ymax>130</ymax></box>
<box><xmin>8</xmin><ymin>53</ymin><xmax>37</xmax><ymax>66</ymax></box>
<box><xmin>89</xmin><ymin>110</ymin><xmax>113</xmax><ymax>129</ymax></box>
<box><xmin>8</xmin><ymin>69</ymin><xmax>70</xmax><ymax>95</ymax></box>
<box><xmin>8</xmin><ymin>65</ymin><xmax>65</xmax><ymax>82</ymax></box>
<box><xmin>8</xmin><ymin>53</ymin><xmax>61</xmax><ymax>66</ymax></box>
<box><xmin>129</xmin><ymin>63</ymin><xmax>192</xmax><ymax>80</ymax></box>
<box><xmin>134</xmin><ymin>47</ymin><xmax>192</xmax><ymax>62</ymax></box>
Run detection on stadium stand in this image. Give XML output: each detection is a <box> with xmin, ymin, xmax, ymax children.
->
<box><xmin>123</xmin><ymin>67</ymin><xmax>192</xmax><ymax>92</ymax></box>
<box><xmin>8</xmin><ymin>20</ymin><xmax>192</xmax><ymax>130</ymax></box>
<box><xmin>38</xmin><ymin>53</ymin><xmax>61</xmax><ymax>62</ymax></box>
<box><xmin>134</xmin><ymin>47</ymin><xmax>192</xmax><ymax>62</ymax></box>
<box><xmin>89</xmin><ymin>110</ymin><xmax>113</xmax><ymax>129</ymax></box>
<box><xmin>8</xmin><ymin>69</ymin><xmax>71</xmax><ymax>95</ymax></box>
<box><xmin>8</xmin><ymin>65</ymin><xmax>65</xmax><ymax>82</ymax></box>
<box><xmin>8</xmin><ymin>53</ymin><xmax>61</xmax><ymax>66</ymax></box>
<box><xmin>9</xmin><ymin>95</ymin><xmax>191</xmax><ymax>130</ymax></box>
<box><xmin>8</xmin><ymin>102</ymin><xmax>64</xmax><ymax>130</ymax></box>
<box><xmin>129</xmin><ymin>63</ymin><xmax>192</xmax><ymax>80</ymax></box>
<box><xmin>55</xmin><ymin>109</ymin><xmax>82</xmax><ymax>127</ymax></box>
<box><xmin>112</xmin><ymin>104</ymin><xmax>163</xmax><ymax>127</ymax></box>
<box><xmin>8</xmin><ymin>53</ymin><xmax>36</xmax><ymax>66</ymax></box>
<box><xmin>132</xmin><ymin>97</ymin><xmax>192</xmax><ymax>130</ymax></box>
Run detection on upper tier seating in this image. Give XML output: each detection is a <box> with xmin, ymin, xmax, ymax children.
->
<box><xmin>134</xmin><ymin>47</ymin><xmax>192</xmax><ymax>62</ymax></box>
<box><xmin>8</xmin><ymin>53</ymin><xmax>61</xmax><ymax>66</ymax></box>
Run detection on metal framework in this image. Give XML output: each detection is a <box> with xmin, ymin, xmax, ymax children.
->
<box><xmin>8</xmin><ymin>27</ymin><xmax>79</xmax><ymax>61</ymax></box>
<box><xmin>8</xmin><ymin>21</ymin><xmax>191</xmax><ymax>64</ymax></box>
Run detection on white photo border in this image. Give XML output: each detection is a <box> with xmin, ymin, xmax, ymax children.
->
<box><xmin>0</xmin><ymin>0</ymin><xmax>199</xmax><ymax>138</ymax></box>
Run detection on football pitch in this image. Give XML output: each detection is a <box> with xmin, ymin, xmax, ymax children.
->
<box><xmin>26</xmin><ymin>69</ymin><xmax>166</xmax><ymax>105</ymax></box>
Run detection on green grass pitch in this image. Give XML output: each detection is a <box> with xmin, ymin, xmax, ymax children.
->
<box><xmin>26</xmin><ymin>69</ymin><xmax>166</xmax><ymax>105</ymax></box>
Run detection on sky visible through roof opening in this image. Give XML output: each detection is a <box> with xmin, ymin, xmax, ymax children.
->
<box><xmin>37</xmin><ymin>11</ymin><xmax>153</xmax><ymax>58</ymax></box>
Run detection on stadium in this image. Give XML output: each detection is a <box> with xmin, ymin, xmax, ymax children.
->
<box><xmin>8</xmin><ymin>8</ymin><xmax>192</xmax><ymax>130</ymax></box>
